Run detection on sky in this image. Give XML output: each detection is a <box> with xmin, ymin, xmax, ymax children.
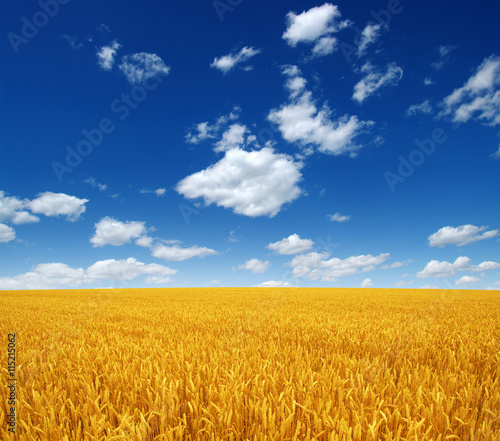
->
<box><xmin>1</xmin><ymin>0</ymin><xmax>499</xmax><ymax>290</ymax></box>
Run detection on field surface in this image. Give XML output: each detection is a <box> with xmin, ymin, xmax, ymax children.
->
<box><xmin>1</xmin><ymin>288</ymin><xmax>499</xmax><ymax>440</ymax></box>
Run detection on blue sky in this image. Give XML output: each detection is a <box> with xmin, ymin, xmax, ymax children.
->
<box><xmin>1</xmin><ymin>0</ymin><xmax>499</xmax><ymax>290</ymax></box>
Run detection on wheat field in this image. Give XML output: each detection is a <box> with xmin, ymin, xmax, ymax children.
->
<box><xmin>1</xmin><ymin>288</ymin><xmax>499</xmax><ymax>440</ymax></box>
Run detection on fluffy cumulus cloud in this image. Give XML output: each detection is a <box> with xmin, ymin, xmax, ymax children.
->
<box><xmin>90</xmin><ymin>217</ymin><xmax>147</xmax><ymax>247</ymax></box>
<box><xmin>119</xmin><ymin>52</ymin><xmax>171</xmax><ymax>84</ymax></box>
<box><xmin>416</xmin><ymin>256</ymin><xmax>470</xmax><ymax>278</ymax></box>
<box><xmin>26</xmin><ymin>192</ymin><xmax>88</xmax><ymax>221</ymax></box>
<box><xmin>97</xmin><ymin>40</ymin><xmax>121</xmax><ymax>70</ymax></box>
<box><xmin>428</xmin><ymin>224</ymin><xmax>499</xmax><ymax>247</ymax></box>
<box><xmin>455</xmin><ymin>275</ymin><xmax>481</xmax><ymax>286</ymax></box>
<box><xmin>0</xmin><ymin>191</ymin><xmax>39</xmax><ymax>225</ymax></box>
<box><xmin>0</xmin><ymin>224</ymin><xmax>16</xmax><ymax>243</ymax></box>
<box><xmin>311</xmin><ymin>36</ymin><xmax>338</xmax><ymax>57</ymax></box>
<box><xmin>151</xmin><ymin>244</ymin><xmax>218</xmax><ymax>261</ymax></box>
<box><xmin>353</xmin><ymin>62</ymin><xmax>403</xmax><ymax>103</ymax></box>
<box><xmin>0</xmin><ymin>258</ymin><xmax>178</xmax><ymax>290</ymax></box>
<box><xmin>0</xmin><ymin>263</ymin><xmax>87</xmax><ymax>290</ymax></box>
<box><xmin>135</xmin><ymin>236</ymin><xmax>153</xmax><ymax>248</ymax></box>
<box><xmin>328</xmin><ymin>212</ymin><xmax>350</xmax><ymax>222</ymax></box>
<box><xmin>361</xmin><ymin>278</ymin><xmax>373</xmax><ymax>288</ymax></box>
<box><xmin>155</xmin><ymin>188</ymin><xmax>166</xmax><ymax>196</ymax></box>
<box><xmin>470</xmin><ymin>261</ymin><xmax>500</xmax><ymax>272</ymax></box>
<box><xmin>0</xmin><ymin>191</ymin><xmax>88</xmax><ymax>241</ymax></box>
<box><xmin>176</xmin><ymin>147</ymin><xmax>303</xmax><ymax>217</ymax></box>
<box><xmin>440</xmin><ymin>55</ymin><xmax>500</xmax><ymax>126</ymax></box>
<box><xmin>86</xmin><ymin>258</ymin><xmax>176</xmax><ymax>282</ymax></box>
<box><xmin>282</xmin><ymin>3</ymin><xmax>349</xmax><ymax>57</ymax></box>
<box><xmin>269</xmin><ymin>66</ymin><xmax>373</xmax><ymax>156</ymax></box>
<box><xmin>289</xmin><ymin>252</ymin><xmax>390</xmax><ymax>281</ymax></box>
<box><xmin>254</xmin><ymin>280</ymin><xmax>294</xmax><ymax>287</ymax></box>
<box><xmin>214</xmin><ymin>124</ymin><xmax>250</xmax><ymax>152</ymax></box>
<box><xmin>211</xmin><ymin>47</ymin><xmax>261</xmax><ymax>74</ymax></box>
<box><xmin>266</xmin><ymin>234</ymin><xmax>314</xmax><ymax>255</ymax></box>
<box><xmin>1</xmin><ymin>258</ymin><xmax>178</xmax><ymax>290</ymax></box>
<box><xmin>357</xmin><ymin>24</ymin><xmax>383</xmax><ymax>57</ymax></box>
<box><xmin>417</xmin><ymin>256</ymin><xmax>499</xmax><ymax>279</ymax></box>
<box><xmin>234</xmin><ymin>258</ymin><xmax>270</xmax><ymax>274</ymax></box>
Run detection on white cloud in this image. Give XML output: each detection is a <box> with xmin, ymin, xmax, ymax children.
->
<box><xmin>382</xmin><ymin>261</ymin><xmax>405</xmax><ymax>269</ymax></box>
<box><xmin>470</xmin><ymin>261</ymin><xmax>500</xmax><ymax>272</ymax></box>
<box><xmin>97</xmin><ymin>40</ymin><xmax>121</xmax><ymax>70</ymax></box>
<box><xmin>90</xmin><ymin>217</ymin><xmax>147</xmax><ymax>247</ymax></box>
<box><xmin>393</xmin><ymin>280</ymin><xmax>414</xmax><ymax>288</ymax></box>
<box><xmin>211</xmin><ymin>46</ymin><xmax>261</xmax><ymax>74</ymax></box>
<box><xmin>282</xmin><ymin>3</ymin><xmax>349</xmax><ymax>49</ymax></box>
<box><xmin>361</xmin><ymin>278</ymin><xmax>373</xmax><ymax>288</ymax></box>
<box><xmin>424</xmin><ymin>77</ymin><xmax>435</xmax><ymax>86</ymax></box>
<box><xmin>254</xmin><ymin>280</ymin><xmax>294</xmax><ymax>287</ymax></box>
<box><xmin>431</xmin><ymin>45</ymin><xmax>455</xmax><ymax>70</ymax></box>
<box><xmin>234</xmin><ymin>258</ymin><xmax>270</xmax><ymax>274</ymax></box>
<box><xmin>357</xmin><ymin>24</ymin><xmax>383</xmax><ymax>57</ymax></box>
<box><xmin>312</xmin><ymin>36</ymin><xmax>338</xmax><ymax>57</ymax></box>
<box><xmin>135</xmin><ymin>236</ymin><xmax>153</xmax><ymax>248</ymax></box>
<box><xmin>491</xmin><ymin>144</ymin><xmax>500</xmax><ymax>159</ymax></box>
<box><xmin>145</xmin><ymin>276</ymin><xmax>174</xmax><ymax>285</ymax></box>
<box><xmin>176</xmin><ymin>147</ymin><xmax>303</xmax><ymax>218</ymax></box>
<box><xmin>84</xmin><ymin>177</ymin><xmax>107</xmax><ymax>191</ymax></box>
<box><xmin>62</xmin><ymin>34</ymin><xmax>84</xmax><ymax>50</ymax></box>
<box><xmin>155</xmin><ymin>188</ymin><xmax>166</xmax><ymax>196</ymax></box>
<box><xmin>119</xmin><ymin>52</ymin><xmax>171</xmax><ymax>84</ymax></box>
<box><xmin>269</xmin><ymin>66</ymin><xmax>373</xmax><ymax>156</ymax></box>
<box><xmin>214</xmin><ymin>123</ymin><xmax>249</xmax><ymax>152</ymax></box>
<box><xmin>151</xmin><ymin>244</ymin><xmax>218</xmax><ymax>261</ymax></box>
<box><xmin>289</xmin><ymin>252</ymin><xmax>390</xmax><ymax>281</ymax></box>
<box><xmin>266</xmin><ymin>234</ymin><xmax>314</xmax><ymax>255</ymax></box>
<box><xmin>455</xmin><ymin>275</ymin><xmax>480</xmax><ymax>286</ymax></box>
<box><xmin>428</xmin><ymin>224</ymin><xmax>499</xmax><ymax>247</ymax></box>
<box><xmin>86</xmin><ymin>258</ymin><xmax>176</xmax><ymax>281</ymax></box>
<box><xmin>0</xmin><ymin>263</ymin><xmax>87</xmax><ymax>290</ymax></box>
<box><xmin>406</xmin><ymin>100</ymin><xmax>433</xmax><ymax>116</ymax></box>
<box><xmin>416</xmin><ymin>256</ymin><xmax>470</xmax><ymax>279</ymax></box>
<box><xmin>0</xmin><ymin>191</ymin><xmax>39</xmax><ymax>225</ymax></box>
<box><xmin>186</xmin><ymin>122</ymin><xmax>216</xmax><ymax>144</ymax></box>
<box><xmin>440</xmin><ymin>55</ymin><xmax>500</xmax><ymax>126</ymax></box>
<box><xmin>420</xmin><ymin>285</ymin><xmax>439</xmax><ymax>289</ymax></box>
<box><xmin>228</xmin><ymin>230</ymin><xmax>239</xmax><ymax>243</ymax></box>
<box><xmin>353</xmin><ymin>62</ymin><xmax>403</xmax><ymax>103</ymax></box>
<box><xmin>0</xmin><ymin>223</ymin><xmax>16</xmax><ymax>243</ymax></box>
<box><xmin>328</xmin><ymin>212</ymin><xmax>350</xmax><ymax>222</ymax></box>
<box><xmin>417</xmin><ymin>256</ymin><xmax>500</xmax><ymax>279</ymax></box>
<box><xmin>27</xmin><ymin>192</ymin><xmax>88</xmax><ymax>221</ymax></box>
<box><xmin>185</xmin><ymin>107</ymin><xmax>240</xmax><ymax>144</ymax></box>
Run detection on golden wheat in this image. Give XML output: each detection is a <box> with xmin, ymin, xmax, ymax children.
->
<box><xmin>1</xmin><ymin>288</ymin><xmax>499</xmax><ymax>440</ymax></box>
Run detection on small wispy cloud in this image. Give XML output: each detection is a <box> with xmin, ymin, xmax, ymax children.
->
<box><xmin>211</xmin><ymin>47</ymin><xmax>261</xmax><ymax>74</ymax></box>
<box><xmin>97</xmin><ymin>40</ymin><xmax>121</xmax><ymax>70</ymax></box>
<box><xmin>328</xmin><ymin>212</ymin><xmax>350</xmax><ymax>222</ymax></box>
